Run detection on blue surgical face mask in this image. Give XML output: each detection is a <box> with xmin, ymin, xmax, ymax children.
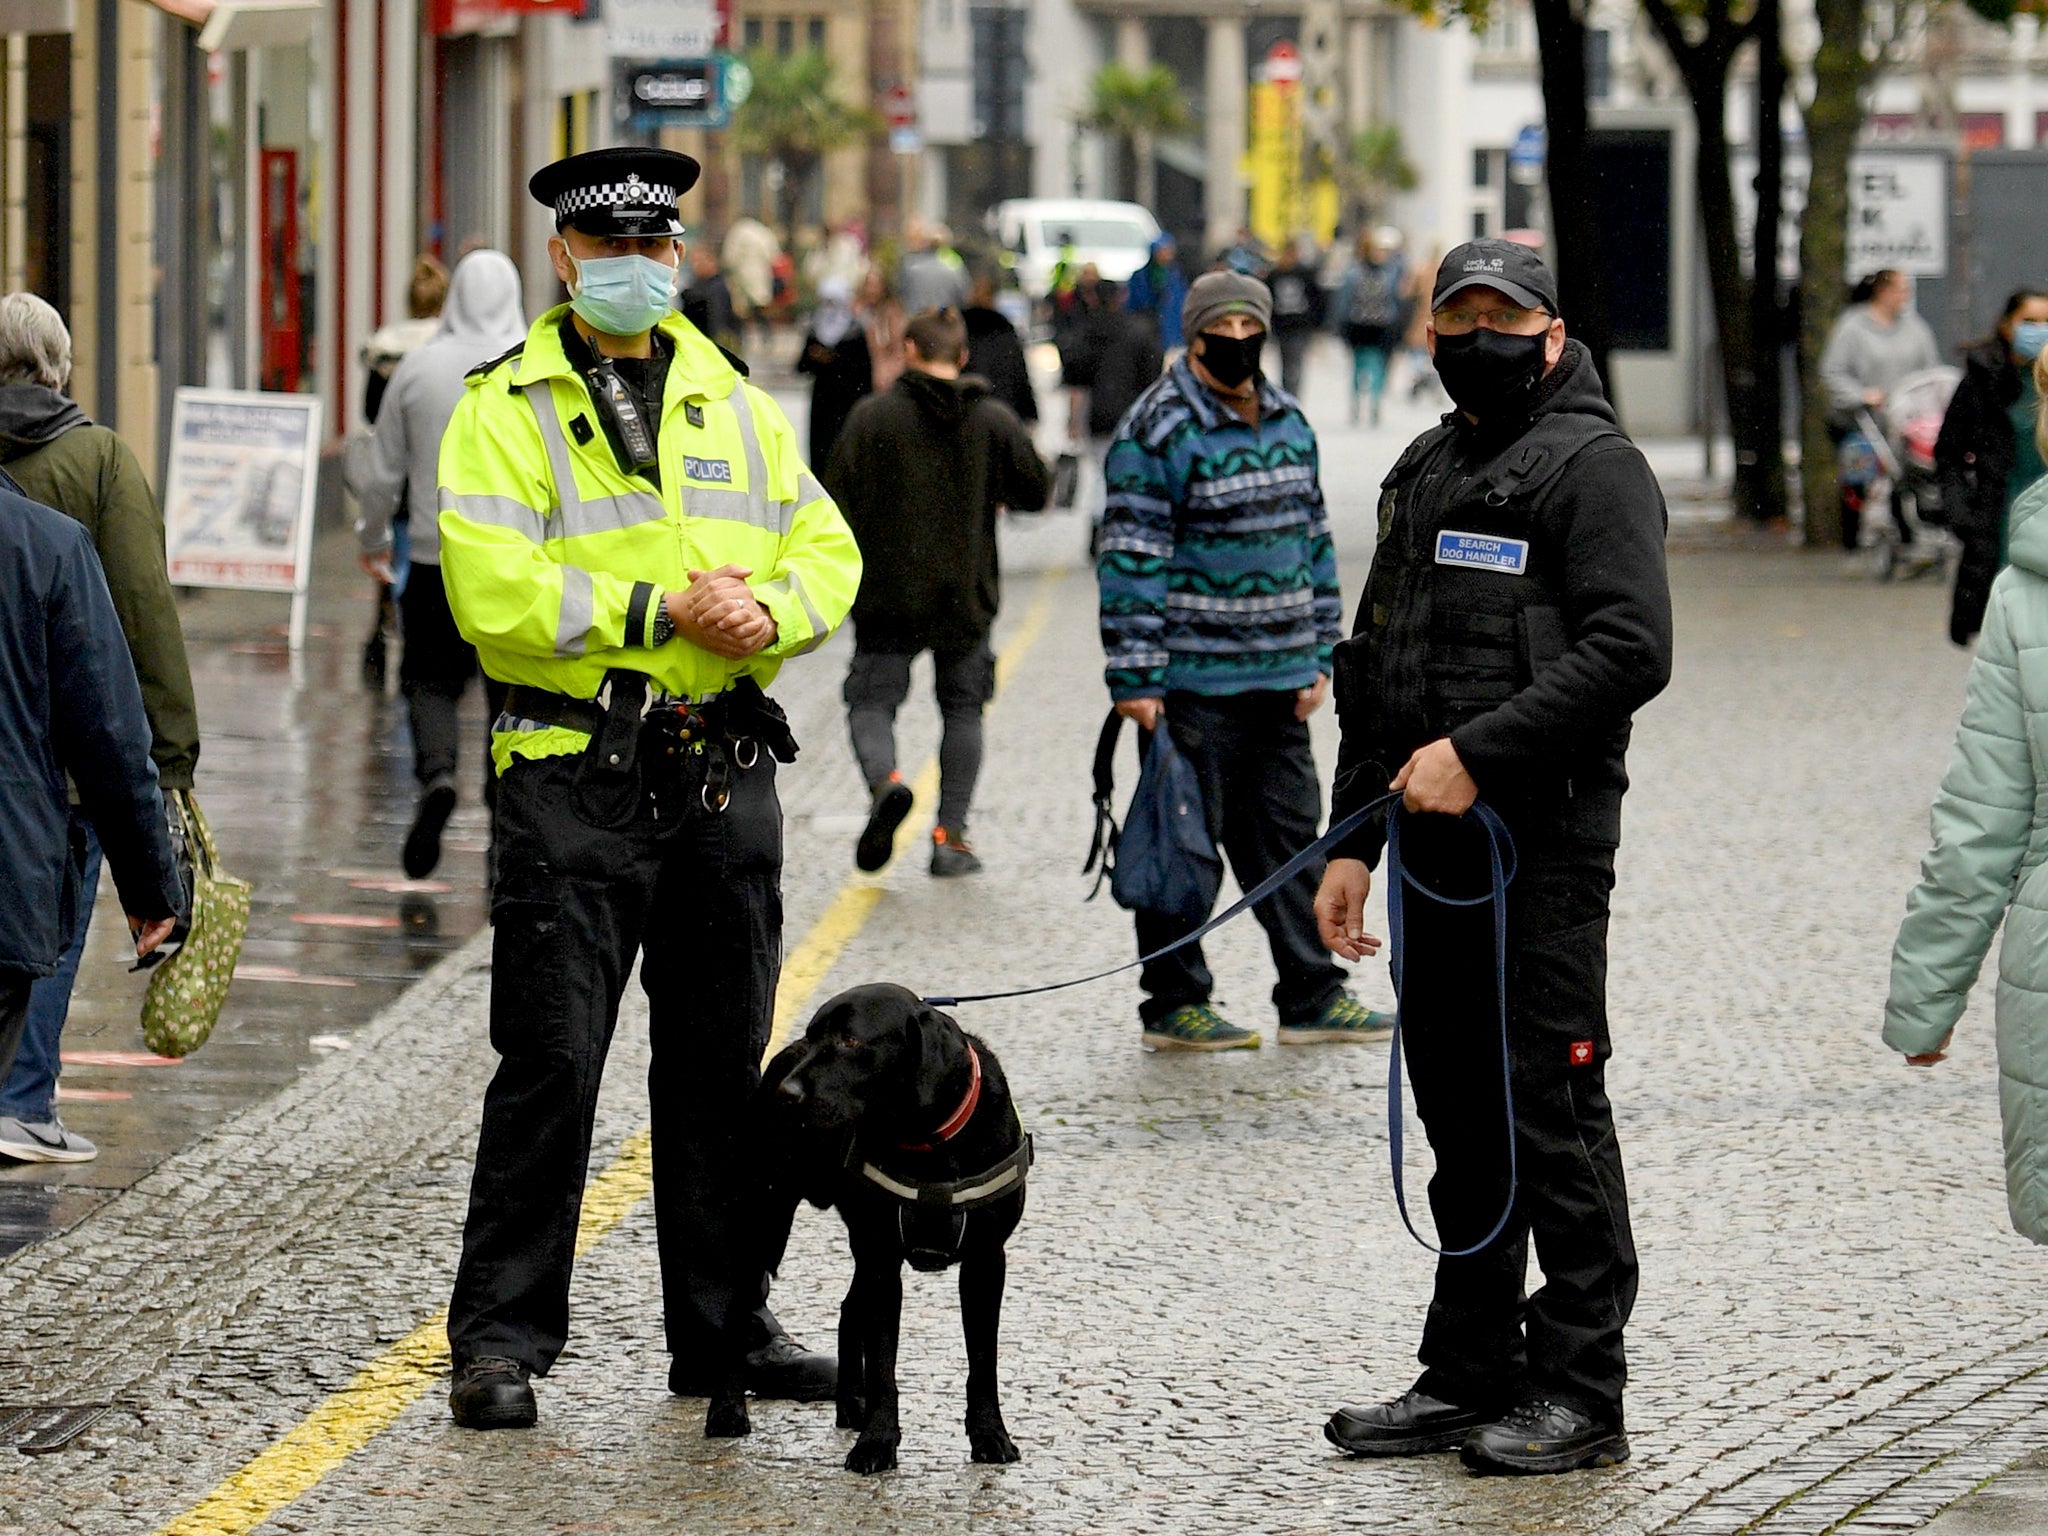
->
<box><xmin>567</xmin><ymin>251</ymin><xmax>678</xmax><ymax>336</ymax></box>
<box><xmin>2013</xmin><ymin>320</ymin><xmax>2048</xmax><ymax>362</ymax></box>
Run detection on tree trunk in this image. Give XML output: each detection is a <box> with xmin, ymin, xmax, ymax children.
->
<box><xmin>1745</xmin><ymin>0</ymin><xmax>1789</xmax><ymax>522</ymax></box>
<box><xmin>1532</xmin><ymin>0</ymin><xmax>1616</xmax><ymax>398</ymax></box>
<box><xmin>1797</xmin><ymin>0</ymin><xmax>1875</xmax><ymax>547</ymax></box>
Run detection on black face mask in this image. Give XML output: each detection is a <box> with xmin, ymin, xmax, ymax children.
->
<box><xmin>1196</xmin><ymin>330</ymin><xmax>1265</xmax><ymax>390</ymax></box>
<box><xmin>1432</xmin><ymin>328</ymin><xmax>1550</xmax><ymax>418</ymax></box>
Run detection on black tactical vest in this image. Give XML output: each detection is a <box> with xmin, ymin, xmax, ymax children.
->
<box><xmin>1335</xmin><ymin>408</ymin><xmax>1626</xmax><ymax>794</ymax></box>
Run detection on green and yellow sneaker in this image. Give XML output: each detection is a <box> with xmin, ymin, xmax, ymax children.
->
<box><xmin>1278</xmin><ymin>994</ymin><xmax>1395</xmax><ymax>1045</ymax></box>
<box><xmin>1143</xmin><ymin>1003</ymin><xmax>1261</xmax><ymax>1053</ymax></box>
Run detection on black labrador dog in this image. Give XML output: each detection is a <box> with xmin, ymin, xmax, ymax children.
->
<box><xmin>705</xmin><ymin>983</ymin><xmax>1030</xmax><ymax>1474</ymax></box>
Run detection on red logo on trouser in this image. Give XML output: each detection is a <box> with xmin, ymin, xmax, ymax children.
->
<box><xmin>1569</xmin><ymin>1041</ymin><xmax>1595</xmax><ymax>1066</ymax></box>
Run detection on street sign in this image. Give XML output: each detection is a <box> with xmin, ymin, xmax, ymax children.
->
<box><xmin>1261</xmin><ymin>39</ymin><xmax>1303</xmax><ymax>87</ymax></box>
<box><xmin>890</xmin><ymin>126</ymin><xmax>922</xmax><ymax>156</ymax></box>
<box><xmin>605</xmin><ymin>0</ymin><xmax>724</xmax><ymax>58</ymax></box>
<box><xmin>1508</xmin><ymin>123</ymin><xmax>1546</xmax><ymax>185</ymax></box>
<box><xmin>1848</xmin><ymin>153</ymin><xmax>1947</xmax><ymax>277</ymax></box>
<box><xmin>883</xmin><ymin>83</ymin><xmax>915</xmax><ymax>130</ymax></box>
<box><xmin>614</xmin><ymin>57</ymin><xmax>729</xmax><ymax>131</ymax></box>
<box><xmin>432</xmin><ymin>0</ymin><xmax>582</xmax><ymax>34</ymax></box>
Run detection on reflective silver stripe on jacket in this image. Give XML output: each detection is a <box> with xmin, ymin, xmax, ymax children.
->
<box><xmin>439</xmin><ymin>489</ymin><xmax>547</xmax><ymax>544</ymax></box>
<box><xmin>556</xmin><ymin>565</ymin><xmax>594</xmax><ymax>657</ymax></box>
<box><xmin>763</xmin><ymin>567</ymin><xmax>830</xmax><ymax>655</ymax></box>
<box><xmin>719</xmin><ymin>385</ymin><xmax>793</xmax><ymax>536</ymax></box>
<box><xmin>521</xmin><ymin>382</ymin><xmax>667</xmax><ymax>539</ymax></box>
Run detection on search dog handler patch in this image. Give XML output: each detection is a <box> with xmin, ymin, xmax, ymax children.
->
<box><xmin>1435</xmin><ymin>531</ymin><xmax>1530</xmax><ymax>574</ymax></box>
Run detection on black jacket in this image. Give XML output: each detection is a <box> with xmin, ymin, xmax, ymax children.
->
<box><xmin>0</xmin><ymin>486</ymin><xmax>182</xmax><ymax>973</ymax></box>
<box><xmin>1937</xmin><ymin>339</ymin><xmax>2024</xmax><ymax>643</ymax></box>
<box><xmin>1331</xmin><ymin>341</ymin><xmax>1673</xmax><ymax>862</ymax></box>
<box><xmin>1060</xmin><ymin>305</ymin><xmax>1165</xmax><ymax>440</ymax></box>
<box><xmin>797</xmin><ymin>323</ymin><xmax>873</xmax><ymax>471</ymax></box>
<box><xmin>962</xmin><ymin>306</ymin><xmax>1038</xmax><ymax>424</ymax></box>
<box><xmin>824</xmin><ymin>370</ymin><xmax>1051</xmax><ymax>651</ymax></box>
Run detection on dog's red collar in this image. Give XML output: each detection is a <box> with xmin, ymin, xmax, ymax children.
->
<box><xmin>900</xmin><ymin>1043</ymin><xmax>981</xmax><ymax>1151</ymax></box>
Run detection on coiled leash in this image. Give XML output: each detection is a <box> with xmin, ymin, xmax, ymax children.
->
<box><xmin>920</xmin><ymin>791</ymin><xmax>1520</xmax><ymax>1258</ymax></box>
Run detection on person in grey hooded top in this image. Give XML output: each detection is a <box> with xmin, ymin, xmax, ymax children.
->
<box><xmin>354</xmin><ymin>249</ymin><xmax>527</xmax><ymax>877</ymax></box>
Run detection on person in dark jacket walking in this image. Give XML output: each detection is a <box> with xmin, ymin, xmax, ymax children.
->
<box><xmin>1267</xmin><ymin>241</ymin><xmax>1324</xmax><ymax>398</ymax></box>
<box><xmin>1059</xmin><ymin>283</ymin><xmax>1163</xmax><ymax>543</ymax></box>
<box><xmin>1315</xmin><ymin>242</ymin><xmax>1671</xmax><ymax>1475</ymax></box>
<box><xmin>796</xmin><ymin>276</ymin><xmax>873</xmax><ymax>470</ymax></box>
<box><xmin>826</xmin><ymin>307</ymin><xmax>1050</xmax><ymax>876</ymax></box>
<box><xmin>0</xmin><ymin>292</ymin><xmax>200</xmax><ymax>1163</ymax></box>
<box><xmin>1097</xmin><ymin>270</ymin><xmax>1389</xmax><ymax>1053</ymax></box>
<box><xmin>962</xmin><ymin>272</ymin><xmax>1040</xmax><ymax>427</ymax></box>
<box><xmin>0</xmin><ymin>478</ymin><xmax>183</xmax><ymax>1089</ymax></box>
<box><xmin>1938</xmin><ymin>287</ymin><xmax>2048</xmax><ymax>645</ymax></box>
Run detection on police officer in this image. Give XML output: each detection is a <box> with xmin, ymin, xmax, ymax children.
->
<box><xmin>1313</xmin><ymin>242</ymin><xmax>1672</xmax><ymax>1474</ymax></box>
<box><xmin>436</xmin><ymin>147</ymin><xmax>862</xmax><ymax>1430</ymax></box>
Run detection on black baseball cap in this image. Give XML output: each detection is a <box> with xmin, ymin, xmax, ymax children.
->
<box><xmin>1431</xmin><ymin>240</ymin><xmax>1560</xmax><ymax>317</ymax></box>
<box><xmin>528</xmin><ymin>147</ymin><xmax>700</xmax><ymax>237</ymax></box>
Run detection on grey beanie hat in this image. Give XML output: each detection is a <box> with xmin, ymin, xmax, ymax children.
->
<box><xmin>1182</xmin><ymin>269</ymin><xmax>1272</xmax><ymax>340</ymax></box>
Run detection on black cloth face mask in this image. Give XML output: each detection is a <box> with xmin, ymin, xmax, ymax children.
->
<box><xmin>1196</xmin><ymin>330</ymin><xmax>1265</xmax><ymax>390</ymax></box>
<box><xmin>1432</xmin><ymin>327</ymin><xmax>1550</xmax><ymax>418</ymax></box>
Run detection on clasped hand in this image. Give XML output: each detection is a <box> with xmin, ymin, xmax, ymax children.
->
<box><xmin>667</xmin><ymin>565</ymin><xmax>778</xmax><ymax>659</ymax></box>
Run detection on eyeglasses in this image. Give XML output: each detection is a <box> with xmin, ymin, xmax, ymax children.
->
<box><xmin>1432</xmin><ymin>304</ymin><xmax>1550</xmax><ymax>335</ymax></box>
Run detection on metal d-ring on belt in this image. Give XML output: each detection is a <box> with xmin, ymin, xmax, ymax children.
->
<box><xmin>501</xmin><ymin>682</ymin><xmax>763</xmax><ymax>814</ymax></box>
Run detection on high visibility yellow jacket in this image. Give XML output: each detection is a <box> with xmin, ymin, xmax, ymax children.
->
<box><xmin>437</xmin><ymin>306</ymin><xmax>861</xmax><ymax>769</ymax></box>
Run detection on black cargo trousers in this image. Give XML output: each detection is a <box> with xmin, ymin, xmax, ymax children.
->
<box><xmin>1392</xmin><ymin>810</ymin><xmax>1636</xmax><ymax>1425</ymax></box>
<box><xmin>447</xmin><ymin>722</ymin><xmax>784</xmax><ymax>1378</ymax></box>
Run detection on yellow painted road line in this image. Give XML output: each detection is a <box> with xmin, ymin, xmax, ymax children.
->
<box><xmin>150</xmin><ymin>566</ymin><xmax>1068</xmax><ymax>1536</ymax></box>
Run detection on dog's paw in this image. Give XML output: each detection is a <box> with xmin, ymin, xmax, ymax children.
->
<box><xmin>704</xmin><ymin>1396</ymin><xmax>752</xmax><ymax>1439</ymax></box>
<box><xmin>844</xmin><ymin>1437</ymin><xmax>899</xmax><ymax>1475</ymax></box>
<box><xmin>969</xmin><ymin>1425</ymin><xmax>1020</xmax><ymax>1464</ymax></box>
<box><xmin>835</xmin><ymin>1397</ymin><xmax>867</xmax><ymax>1431</ymax></box>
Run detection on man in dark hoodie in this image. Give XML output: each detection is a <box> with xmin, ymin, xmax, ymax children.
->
<box><xmin>1314</xmin><ymin>243</ymin><xmax>1672</xmax><ymax>1475</ymax></box>
<box><xmin>825</xmin><ymin>306</ymin><xmax>1050</xmax><ymax>876</ymax></box>
<box><xmin>0</xmin><ymin>292</ymin><xmax>200</xmax><ymax>1165</ymax></box>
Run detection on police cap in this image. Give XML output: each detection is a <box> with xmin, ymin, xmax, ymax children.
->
<box><xmin>528</xmin><ymin>147</ymin><xmax>699</xmax><ymax>238</ymax></box>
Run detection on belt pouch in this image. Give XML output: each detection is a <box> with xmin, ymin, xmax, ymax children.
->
<box><xmin>573</xmin><ymin>670</ymin><xmax>649</xmax><ymax>829</ymax></box>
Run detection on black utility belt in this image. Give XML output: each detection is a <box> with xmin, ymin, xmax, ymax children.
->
<box><xmin>504</xmin><ymin>683</ymin><xmax>698</xmax><ymax>739</ymax></box>
<box><xmin>505</xmin><ymin>672</ymin><xmax>800</xmax><ymax>767</ymax></box>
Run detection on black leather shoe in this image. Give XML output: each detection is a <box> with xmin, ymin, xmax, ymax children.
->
<box><xmin>669</xmin><ymin>1333</ymin><xmax>838</xmax><ymax>1402</ymax></box>
<box><xmin>1324</xmin><ymin>1389</ymin><xmax>1495</xmax><ymax>1457</ymax></box>
<box><xmin>1460</xmin><ymin>1398</ymin><xmax>1629</xmax><ymax>1475</ymax></box>
<box><xmin>449</xmin><ymin>1357</ymin><xmax>537</xmax><ymax>1430</ymax></box>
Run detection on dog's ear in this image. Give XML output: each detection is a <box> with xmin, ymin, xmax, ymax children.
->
<box><xmin>912</xmin><ymin>1002</ymin><xmax>961</xmax><ymax>1092</ymax></box>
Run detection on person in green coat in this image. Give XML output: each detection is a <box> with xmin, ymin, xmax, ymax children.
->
<box><xmin>0</xmin><ymin>291</ymin><xmax>200</xmax><ymax>1166</ymax></box>
<box><xmin>1886</xmin><ymin>352</ymin><xmax>2048</xmax><ymax>1243</ymax></box>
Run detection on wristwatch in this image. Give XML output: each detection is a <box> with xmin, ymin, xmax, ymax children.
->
<box><xmin>649</xmin><ymin>596</ymin><xmax>675</xmax><ymax>646</ymax></box>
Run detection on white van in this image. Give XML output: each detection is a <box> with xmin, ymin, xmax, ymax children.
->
<box><xmin>988</xmin><ymin>199</ymin><xmax>1162</xmax><ymax>299</ymax></box>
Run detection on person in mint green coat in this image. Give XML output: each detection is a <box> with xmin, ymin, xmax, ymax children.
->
<box><xmin>1886</xmin><ymin>386</ymin><xmax>2048</xmax><ymax>1243</ymax></box>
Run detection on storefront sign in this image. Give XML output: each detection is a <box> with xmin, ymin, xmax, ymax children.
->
<box><xmin>613</xmin><ymin>57</ymin><xmax>735</xmax><ymax>130</ymax></box>
<box><xmin>1847</xmin><ymin>153</ymin><xmax>1948</xmax><ymax>278</ymax></box>
<box><xmin>163</xmin><ymin>389</ymin><xmax>323</xmax><ymax>647</ymax></box>
<box><xmin>605</xmin><ymin>0</ymin><xmax>727</xmax><ymax>57</ymax></box>
<box><xmin>432</xmin><ymin>0</ymin><xmax>586</xmax><ymax>36</ymax></box>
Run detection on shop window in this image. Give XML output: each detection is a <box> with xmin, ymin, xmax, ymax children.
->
<box><xmin>1473</xmin><ymin>148</ymin><xmax>1491</xmax><ymax>189</ymax></box>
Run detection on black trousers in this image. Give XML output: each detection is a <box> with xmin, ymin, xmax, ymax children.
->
<box><xmin>400</xmin><ymin>563</ymin><xmax>505</xmax><ymax>791</ymax></box>
<box><xmin>1134</xmin><ymin>690</ymin><xmax>1348</xmax><ymax>1027</ymax></box>
<box><xmin>0</xmin><ymin>970</ymin><xmax>32</xmax><ymax>1088</ymax></box>
<box><xmin>447</xmin><ymin>738</ymin><xmax>784</xmax><ymax>1376</ymax></box>
<box><xmin>1393</xmin><ymin>815</ymin><xmax>1635</xmax><ymax>1422</ymax></box>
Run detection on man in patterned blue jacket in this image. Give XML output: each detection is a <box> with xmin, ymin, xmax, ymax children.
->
<box><xmin>1097</xmin><ymin>270</ymin><xmax>1389</xmax><ymax>1052</ymax></box>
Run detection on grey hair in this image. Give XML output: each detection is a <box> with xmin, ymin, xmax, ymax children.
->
<box><xmin>0</xmin><ymin>293</ymin><xmax>72</xmax><ymax>391</ymax></box>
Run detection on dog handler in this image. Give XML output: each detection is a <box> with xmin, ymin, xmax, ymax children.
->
<box><xmin>436</xmin><ymin>147</ymin><xmax>861</xmax><ymax>1429</ymax></box>
<box><xmin>1313</xmin><ymin>242</ymin><xmax>1671</xmax><ymax>1473</ymax></box>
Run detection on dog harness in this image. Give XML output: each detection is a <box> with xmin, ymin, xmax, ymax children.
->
<box><xmin>854</xmin><ymin>1046</ymin><xmax>1034</xmax><ymax>1271</ymax></box>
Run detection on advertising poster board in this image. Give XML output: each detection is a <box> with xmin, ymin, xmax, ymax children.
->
<box><xmin>162</xmin><ymin>388</ymin><xmax>323</xmax><ymax>650</ymax></box>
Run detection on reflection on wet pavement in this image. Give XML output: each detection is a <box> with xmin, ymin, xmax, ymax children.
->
<box><xmin>0</xmin><ymin>524</ymin><xmax>490</xmax><ymax>1252</ymax></box>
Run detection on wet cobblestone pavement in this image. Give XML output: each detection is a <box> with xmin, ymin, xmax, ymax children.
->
<box><xmin>2</xmin><ymin>350</ymin><xmax>2041</xmax><ymax>1533</ymax></box>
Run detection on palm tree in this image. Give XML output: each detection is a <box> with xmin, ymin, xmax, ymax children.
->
<box><xmin>730</xmin><ymin>49</ymin><xmax>881</xmax><ymax>245</ymax></box>
<box><xmin>1079</xmin><ymin>62</ymin><xmax>1192</xmax><ymax>211</ymax></box>
<box><xmin>1340</xmin><ymin>123</ymin><xmax>1418</xmax><ymax>228</ymax></box>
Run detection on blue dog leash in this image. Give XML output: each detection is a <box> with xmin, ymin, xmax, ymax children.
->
<box><xmin>921</xmin><ymin>791</ymin><xmax>1521</xmax><ymax>1257</ymax></box>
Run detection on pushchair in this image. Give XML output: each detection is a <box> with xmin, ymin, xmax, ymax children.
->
<box><xmin>1842</xmin><ymin>364</ymin><xmax>1962</xmax><ymax>581</ymax></box>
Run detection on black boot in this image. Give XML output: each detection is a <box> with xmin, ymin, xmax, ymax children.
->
<box><xmin>1460</xmin><ymin>1398</ymin><xmax>1628</xmax><ymax>1475</ymax></box>
<box><xmin>670</xmin><ymin>1332</ymin><xmax>837</xmax><ymax>1403</ymax></box>
<box><xmin>855</xmin><ymin>778</ymin><xmax>913</xmax><ymax>873</ymax></box>
<box><xmin>1324</xmin><ymin>1388</ymin><xmax>1496</xmax><ymax>1457</ymax></box>
<box><xmin>449</xmin><ymin>1357</ymin><xmax>537</xmax><ymax>1430</ymax></box>
<box><xmin>404</xmin><ymin>775</ymin><xmax>457</xmax><ymax>879</ymax></box>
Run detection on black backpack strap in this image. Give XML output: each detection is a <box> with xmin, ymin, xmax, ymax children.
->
<box><xmin>1081</xmin><ymin>709</ymin><xmax>1128</xmax><ymax>898</ymax></box>
<box><xmin>1478</xmin><ymin>415</ymin><xmax>1627</xmax><ymax>507</ymax></box>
